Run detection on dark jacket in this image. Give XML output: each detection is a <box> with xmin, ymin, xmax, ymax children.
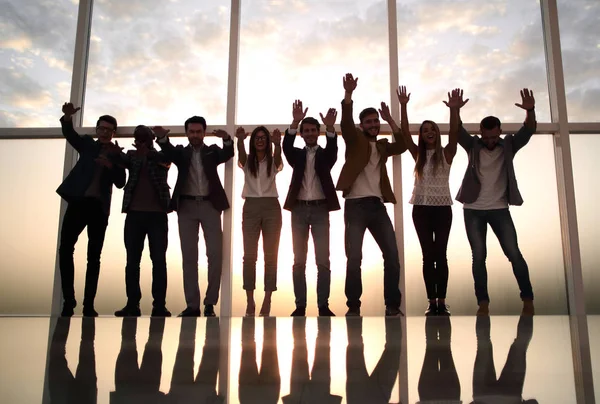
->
<box><xmin>456</xmin><ymin>124</ymin><xmax>534</xmax><ymax>206</ymax></box>
<box><xmin>56</xmin><ymin>117</ymin><xmax>126</xmax><ymax>215</ymax></box>
<box><xmin>282</xmin><ymin>130</ymin><xmax>340</xmax><ymax>212</ymax></box>
<box><xmin>112</xmin><ymin>149</ymin><xmax>172</xmax><ymax>213</ymax></box>
<box><xmin>157</xmin><ymin>138</ymin><xmax>234</xmax><ymax>212</ymax></box>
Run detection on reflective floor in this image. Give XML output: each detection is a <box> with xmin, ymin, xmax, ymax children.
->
<box><xmin>0</xmin><ymin>315</ymin><xmax>596</xmax><ymax>403</ymax></box>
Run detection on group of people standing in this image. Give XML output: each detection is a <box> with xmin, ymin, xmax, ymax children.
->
<box><xmin>56</xmin><ymin>73</ymin><xmax>536</xmax><ymax>318</ymax></box>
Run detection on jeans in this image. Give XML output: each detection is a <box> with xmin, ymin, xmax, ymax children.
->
<box><xmin>464</xmin><ymin>208</ymin><xmax>534</xmax><ymax>304</ymax></box>
<box><xmin>291</xmin><ymin>203</ymin><xmax>331</xmax><ymax>308</ymax></box>
<box><xmin>344</xmin><ymin>197</ymin><xmax>402</xmax><ymax>309</ymax></box>
<box><xmin>412</xmin><ymin>205</ymin><xmax>453</xmax><ymax>299</ymax></box>
<box><xmin>124</xmin><ymin>211</ymin><xmax>168</xmax><ymax>308</ymax></box>
<box><xmin>59</xmin><ymin>198</ymin><xmax>109</xmax><ymax>308</ymax></box>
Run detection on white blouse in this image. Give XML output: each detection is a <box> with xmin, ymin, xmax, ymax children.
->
<box><xmin>241</xmin><ymin>156</ymin><xmax>282</xmax><ymax>198</ymax></box>
<box><xmin>409</xmin><ymin>149</ymin><xmax>453</xmax><ymax>206</ymax></box>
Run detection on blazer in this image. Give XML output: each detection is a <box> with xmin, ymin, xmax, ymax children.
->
<box><xmin>282</xmin><ymin>129</ymin><xmax>340</xmax><ymax>212</ymax></box>
<box><xmin>56</xmin><ymin>117</ymin><xmax>126</xmax><ymax>215</ymax></box>
<box><xmin>455</xmin><ymin>124</ymin><xmax>534</xmax><ymax>206</ymax></box>
<box><xmin>157</xmin><ymin>138</ymin><xmax>234</xmax><ymax>212</ymax></box>
<box><xmin>334</xmin><ymin>100</ymin><xmax>407</xmax><ymax>204</ymax></box>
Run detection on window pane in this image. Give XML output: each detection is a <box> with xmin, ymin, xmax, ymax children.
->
<box><xmin>396</xmin><ymin>0</ymin><xmax>550</xmax><ymax>123</ymax></box>
<box><xmin>84</xmin><ymin>1</ymin><xmax>231</xmax><ymax>126</ymax></box>
<box><xmin>402</xmin><ymin>135</ymin><xmax>567</xmax><ymax>315</ymax></box>
<box><xmin>0</xmin><ymin>0</ymin><xmax>78</xmax><ymax>127</ymax></box>
<box><xmin>0</xmin><ymin>139</ymin><xmax>65</xmax><ymax>314</ymax></box>
<box><xmin>231</xmin><ymin>135</ymin><xmax>395</xmax><ymax>317</ymax></box>
<box><xmin>571</xmin><ymin>135</ymin><xmax>600</xmax><ymax>313</ymax></box>
<box><xmin>237</xmin><ymin>0</ymin><xmax>390</xmax><ymax>124</ymax></box>
<box><xmin>558</xmin><ymin>0</ymin><xmax>600</xmax><ymax>122</ymax></box>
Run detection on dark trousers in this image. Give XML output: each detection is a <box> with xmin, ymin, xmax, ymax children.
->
<box><xmin>412</xmin><ymin>205</ymin><xmax>453</xmax><ymax>299</ymax></box>
<box><xmin>124</xmin><ymin>211</ymin><xmax>168</xmax><ymax>308</ymax></box>
<box><xmin>464</xmin><ymin>208</ymin><xmax>534</xmax><ymax>304</ymax></box>
<box><xmin>344</xmin><ymin>197</ymin><xmax>402</xmax><ymax>309</ymax></box>
<box><xmin>291</xmin><ymin>203</ymin><xmax>331</xmax><ymax>308</ymax></box>
<box><xmin>59</xmin><ymin>198</ymin><xmax>108</xmax><ymax>308</ymax></box>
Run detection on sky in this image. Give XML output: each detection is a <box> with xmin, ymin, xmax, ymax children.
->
<box><xmin>0</xmin><ymin>0</ymin><xmax>598</xmax><ymax>316</ymax></box>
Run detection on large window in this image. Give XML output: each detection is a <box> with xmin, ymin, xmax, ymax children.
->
<box><xmin>0</xmin><ymin>0</ymin><xmax>78</xmax><ymax>127</ymax></box>
<box><xmin>84</xmin><ymin>0</ymin><xmax>231</xmax><ymax>127</ymax></box>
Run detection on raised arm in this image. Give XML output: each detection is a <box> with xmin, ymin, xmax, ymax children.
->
<box><xmin>443</xmin><ymin>88</ymin><xmax>469</xmax><ymax>164</ymax></box>
<box><xmin>396</xmin><ymin>86</ymin><xmax>417</xmax><ymax>159</ymax></box>
<box><xmin>271</xmin><ymin>128</ymin><xmax>283</xmax><ymax>171</ymax></box>
<box><xmin>284</xmin><ymin>100</ymin><xmax>308</xmax><ymax>167</ymax></box>
<box><xmin>153</xmin><ymin>126</ymin><xmax>184</xmax><ymax>165</ymax></box>
<box><xmin>60</xmin><ymin>102</ymin><xmax>86</xmax><ymax>152</ymax></box>
<box><xmin>379</xmin><ymin>101</ymin><xmax>407</xmax><ymax>156</ymax></box>
<box><xmin>211</xmin><ymin>129</ymin><xmax>234</xmax><ymax>164</ymax></box>
<box><xmin>320</xmin><ymin>107</ymin><xmax>339</xmax><ymax>168</ymax></box>
<box><xmin>513</xmin><ymin>88</ymin><xmax>537</xmax><ymax>152</ymax></box>
<box><xmin>341</xmin><ymin>73</ymin><xmax>359</xmax><ymax>144</ymax></box>
<box><xmin>235</xmin><ymin>127</ymin><xmax>248</xmax><ymax>168</ymax></box>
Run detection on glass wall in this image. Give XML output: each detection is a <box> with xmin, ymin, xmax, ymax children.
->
<box><xmin>0</xmin><ymin>0</ymin><xmax>78</xmax><ymax>127</ymax></box>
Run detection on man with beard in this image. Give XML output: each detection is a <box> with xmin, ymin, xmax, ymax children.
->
<box><xmin>336</xmin><ymin>73</ymin><xmax>407</xmax><ymax>317</ymax></box>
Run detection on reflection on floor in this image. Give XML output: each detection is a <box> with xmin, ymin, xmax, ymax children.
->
<box><xmin>0</xmin><ymin>316</ymin><xmax>583</xmax><ymax>403</ymax></box>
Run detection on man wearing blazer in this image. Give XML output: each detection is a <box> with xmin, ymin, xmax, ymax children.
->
<box><xmin>336</xmin><ymin>73</ymin><xmax>408</xmax><ymax>317</ymax></box>
<box><xmin>283</xmin><ymin>100</ymin><xmax>340</xmax><ymax>317</ymax></box>
<box><xmin>154</xmin><ymin>117</ymin><xmax>234</xmax><ymax>317</ymax></box>
<box><xmin>57</xmin><ymin>102</ymin><xmax>126</xmax><ymax>317</ymax></box>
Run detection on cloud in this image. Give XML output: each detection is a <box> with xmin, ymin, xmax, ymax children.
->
<box><xmin>0</xmin><ymin>68</ymin><xmax>53</xmax><ymax>110</ymax></box>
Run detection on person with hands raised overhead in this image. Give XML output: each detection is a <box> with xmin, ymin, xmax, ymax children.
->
<box><xmin>236</xmin><ymin>125</ymin><xmax>284</xmax><ymax>317</ymax></box>
<box><xmin>335</xmin><ymin>73</ymin><xmax>408</xmax><ymax>317</ymax></box>
<box><xmin>154</xmin><ymin>116</ymin><xmax>234</xmax><ymax>318</ymax></box>
<box><xmin>282</xmin><ymin>100</ymin><xmax>340</xmax><ymax>317</ymax></box>
<box><xmin>56</xmin><ymin>102</ymin><xmax>126</xmax><ymax>317</ymax></box>
<box><xmin>456</xmin><ymin>89</ymin><xmax>537</xmax><ymax>316</ymax></box>
<box><xmin>397</xmin><ymin>86</ymin><xmax>465</xmax><ymax>316</ymax></box>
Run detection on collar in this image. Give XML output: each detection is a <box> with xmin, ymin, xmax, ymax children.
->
<box><xmin>305</xmin><ymin>145</ymin><xmax>319</xmax><ymax>153</ymax></box>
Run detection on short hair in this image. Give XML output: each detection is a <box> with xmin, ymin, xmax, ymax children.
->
<box><xmin>97</xmin><ymin>115</ymin><xmax>117</xmax><ymax>130</ymax></box>
<box><xmin>359</xmin><ymin>107</ymin><xmax>378</xmax><ymax>123</ymax></box>
<box><xmin>299</xmin><ymin>117</ymin><xmax>320</xmax><ymax>133</ymax></box>
<box><xmin>184</xmin><ymin>116</ymin><xmax>207</xmax><ymax>132</ymax></box>
<box><xmin>480</xmin><ymin>116</ymin><xmax>502</xmax><ymax>130</ymax></box>
<box><xmin>134</xmin><ymin>125</ymin><xmax>153</xmax><ymax>141</ymax></box>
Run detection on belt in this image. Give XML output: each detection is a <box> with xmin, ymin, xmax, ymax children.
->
<box><xmin>180</xmin><ymin>195</ymin><xmax>210</xmax><ymax>201</ymax></box>
<box><xmin>297</xmin><ymin>199</ymin><xmax>327</xmax><ymax>206</ymax></box>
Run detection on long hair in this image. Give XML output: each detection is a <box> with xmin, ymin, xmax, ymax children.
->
<box><xmin>414</xmin><ymin>120</ymin><xmax>444</xmax><ymax>179</ymax></box>
<box><xmin>247</xmin><ymin>126</ymin><xmax>273</xmax><ymax>178</ymax></box>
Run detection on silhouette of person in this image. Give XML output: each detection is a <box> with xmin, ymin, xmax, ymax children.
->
<box><xmin>283</xmin><ymin>317</ymin><xmax>342</xmax><ymax>404</ymax></box>
<box><xmin>417</xmin><ymin>317</ymin><xmax>461</xmax><ymax>403</ymax></box>
<box><xmin>48</xmin><ymin>317</ymin><xmax>97</xmax><ymax>404</ymax></box>
<box><xmin>470</xmin><ymin>315</ymin><xmax>537</xmax><ymax>404</ymax></box>
<box><xmin>169</xmin><ymin>317</ymin><xmax>224</xmax><ymax>403</ymax></box>
<box><xmin>345</xmin><ymin>317</ymin><xmax>401</xmax><ymax>403</ymax></box>
<box><xmin>238</xmin><ymin>317</ymin><xmax>280</xmax><ymax>403</ymax></box>
<box><xmin>110</xmin><ymin>318</ymin><xmax>166</xmax><ymax>403</ymax></box>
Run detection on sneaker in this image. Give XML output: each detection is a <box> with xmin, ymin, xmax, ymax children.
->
<box><xmin>178</xmin><ymin>307</ymin><xmax>201</xmax><ymax>317</ymax></box>
<box><xmin>290</xmin><ymin>307</ymin><xmax>306</xmax><ymax>317</ymax></box>
<box><xmin>151</xmin><ymin>307</ymin><xmax>172</xmax><ymax>317</ymax></box>
<box><xmin>61</xmin><ymin>300</ymin><xmax>76</xmax><ymax>317</ymax></box>
<box><xmin>476</xmin><ymin>301</ymin><xmax>489</xmax><ymax>316</ymax></box>
<box><xmin>385</xmin><ymin>306</ymin><xmax>403</xmax><ymax>317</ymax></box>
<box><xmin>204</xmin><ymin>304</ymin><xmax>216</xmax><ymax>317</ymax></box>
<box><xmin>115</xmin><ymin>305</ymin><xmax>141</xmax><ymax>317</ymax></box>
<box><xmin>82</xmin><ymin>306</ymin><xmax>98</xmax><ymax>317</ymax></box>
<box><xmin>425</xmin><ymin>302</ymin><xmax>437</xmax><ymax>316</ymax></box>
<box><xmin>318</xmin><ymin>306</ymin><xmax>335</xmax><ymax>317</ymax></box>
<box><xmin>437</xmin><ymin>302</ymin><xmax>451</xmax><ymax>316</ymax></box>
<box><xmin>345</xmin><ymin>307</ymin><xmax>361</xmax><ymax>317</ymax></box>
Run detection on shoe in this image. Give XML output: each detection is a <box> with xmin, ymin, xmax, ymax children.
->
<box><xmin>425</xmin><ymin>302</ymin><xmax>437</xmax><ymax>316</ymax></box>
<box><xmin>204</xmin><ymin>304</ymin><xmax>216</xmax><ymax>317</ymax></box>
<box><xmin>522</xmin><ymin>299</ymin><xmax>535</xmax><ymax>316</ymax></box>
<box><xmin>318</xmin><ymin>306</ymin><xmax>335</xmax><ymax>317</ymax></box>
<box><xmin>61</xmin><ymin>300</ymin><xmax>76</xmax><ymax>317</ymax></box>
<box><xmin>291</xmin><ymin>307</ymin><xmax>306</xmax><ymax>316</ymax></box>
<box><xmin>151</xmin><ymin>307</ymin><xmax>172</xmax><ymax>317</ymax></box>
<box><xmin>345</xmin><ymin>307</ymin><xmax>361</xmax><ymax>317</ymax></box>
<box><xmin>385</xmin><ymin>306</ymin><xmax>403</xmax><ymax>317</ymax></box>
<box><xmin>178</xmin><ymin>307</ymin><xmax>201</xmax><ymax>317</ymax></box>
<box><xmin>477</xmin><ymin>300</ymin><xmax>489</xmax><ymax>316</ymax></box>
<box><xmin>437</xmin><ymin>302</ymin><xmax>451</xmax><ymax>316</ymax></box>
<box><xmin>82</xmin><ymin>306</ymin><xmax>98</xmax><ymax>317</ymax></box>
<box><xmin>115</xmin><ymin>305</ymin><xmax>141</xmax><ymax>317</ymax></box>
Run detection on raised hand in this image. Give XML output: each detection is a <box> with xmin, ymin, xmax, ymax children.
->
<box><xmin>319</xmin><ymin>108</ymin><xmax>338</xmax><ymax>129</ymax></box>
<box><xmin>271</xmin><ymin>128</ymin><xmax>282</xmax><ymax>145</ymax></box>
<box><xmin>515</xmin><ymin>88</ymin><xmax>535</xmax><ymax>110</ymax></box>
<box><xmin>152</xmin><ymin>126</ymin><xmax>170</xmax><ymax>139</ymax></box>
<box><xmin>212</xmin><ymin>129</ymin><xmax>231</xmax><ymax>140</ymax></box>
<box><xmin>443</xmin><ymin>88</ymin><xmax>469</xmax><ymax>109</ymax></box>
<box><xmin>235</xmin><ymin>126</ymin><xmax>248</xmax><ymax>140</ymax></box>
<box><xmin>343</xmin><ymin>73</ymin><xmax>358</xmax><ymax>93</ymax></box>
<box><xmin>378</xmin><ymin>102</ymin><xmax>393</xmax><ymax>123</ymax></box>
<box><xmin>104</xmin><ymin>140</ymin><xmax>124</xmax><ymax>155</ymax></box>
<box><xmin>62</xmin><ymin>102</ymin><xmax>81</xmax><ymax>117</ymax></box>
<box><xmin>396</xmin><ymin>86</ymin><xmax>411</xmax><ymax>105</ymax></box>
<box><xmin>292</xmin><ymin>100</ymin><xmax>308</xmax><ymax>124</ymax></box>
